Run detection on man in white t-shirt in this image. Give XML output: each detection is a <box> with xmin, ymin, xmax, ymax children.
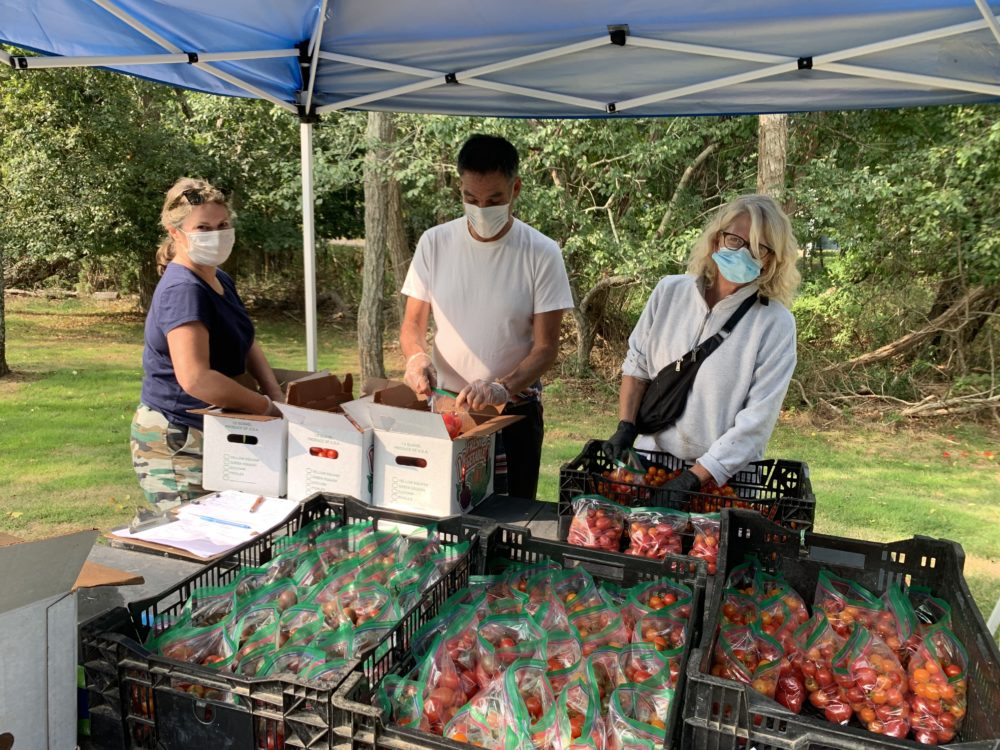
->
<box><xmin>400</xmin><ymin>134</ymin><xmax>574</xmax><ymax>500</ymax></box>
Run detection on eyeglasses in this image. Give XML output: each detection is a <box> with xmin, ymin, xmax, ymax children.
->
<box><xmin>720</xmin><ymin>230</ymin><xmax>774</xmax><ymax>258</ymax></box>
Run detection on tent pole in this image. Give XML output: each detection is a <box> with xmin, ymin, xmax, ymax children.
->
<box><xmin>300</xmin><ymin>121</ymin><xmax>319</xmax><ymax>371</ymax></box>
<box><xmin>974</xmin><ymin>0</ymin><xmax>1000</xmax><ymax>47</ymax></box>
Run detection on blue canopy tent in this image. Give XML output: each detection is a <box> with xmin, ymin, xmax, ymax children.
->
<box><xmin>3</xmin><ymin>0</ymin><xmax>1000</xmax><ymax>366</ymax></box>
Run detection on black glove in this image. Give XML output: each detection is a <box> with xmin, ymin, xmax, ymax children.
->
<box><xmin>658</xmin><ymin>468</ymin><xmax>703</xmax><ymax>506</ymax></box>
<box><xmin>602</xmin><ymin>420</ymin><xmax>639</xmax><ymax>463</ymax></box>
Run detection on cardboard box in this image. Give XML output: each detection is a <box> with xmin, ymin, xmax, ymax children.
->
<box><xmin>193</xmin><ymin>370</ymin><xmax>328</xmax><ymax>498</ymax></box>
<box><xmin>0</xmin><ymin>531</ymin><xmax>141</xmax><ymax>750</ymax></box>
<box><xmin>196</xmin><ymin>409</ymin><xmax>287</xmax><ymax>497</ymax></box>
<box><xmin>351</xmin><ymin>382</ymin><xmax>521</xmax><ymax>517</ymax></box>
<box><xmin>281</xmin><ymin>373</ymin><xmax>375</xmax><ymax>504</ymax></box>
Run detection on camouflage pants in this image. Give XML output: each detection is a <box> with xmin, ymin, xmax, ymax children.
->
<box><xmin>130</xmin><ymin>404</ymin><xmax>205</xmax><ymax>511</ymax></box>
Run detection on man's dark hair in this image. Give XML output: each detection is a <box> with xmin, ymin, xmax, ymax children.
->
<box><xmin>457</xmin><ymin>134</ymin><xmax>519</xmax><ymax>179</ymax></box>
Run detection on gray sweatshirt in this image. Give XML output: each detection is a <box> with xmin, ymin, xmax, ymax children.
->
<box><xmin>621</xmin><ymin>274</ymin><xmax>797</xmax><ymax>484</ymax></box>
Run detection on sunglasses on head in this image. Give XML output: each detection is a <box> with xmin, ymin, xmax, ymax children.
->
<box><xmin>172</xmin><ymin>186</ymin><xmax>230</xmax><ymax>208</ymax></box>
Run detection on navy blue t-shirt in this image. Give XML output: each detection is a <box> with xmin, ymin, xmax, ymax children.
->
<box><xmin>140</xmin><ymin>263</ymin><xmax>255</xmax><ymax>430</ymax></box>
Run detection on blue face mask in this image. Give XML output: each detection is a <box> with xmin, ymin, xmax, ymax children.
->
<box><xmin>712</xmin><ymin>247</ymin><xmax>762</xmax><ymax>284</ymax></box>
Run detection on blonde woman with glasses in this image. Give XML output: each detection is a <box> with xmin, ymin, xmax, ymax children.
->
<box><xmin>603</xmin><ymin>194</ymin><xmax>801</xmax><ymax>495</ymax></box>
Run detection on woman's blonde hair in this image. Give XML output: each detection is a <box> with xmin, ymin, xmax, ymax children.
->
<box><xmin>686</xmin><ymin>194</ymin><xmax>801</xmax><ymax>306</ymax></box>
<box><xmin>155</xmin><ymin>178</ymin><xmax>232</xmax><ymax>275</ymax></box>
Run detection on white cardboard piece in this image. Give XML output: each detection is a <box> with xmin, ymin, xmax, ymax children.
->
<box><xmin>348</xmin><ymin>383</ymin><xmax>521</xmax><ymax>517</ymax></box>
<box><xmin>197</xmin><ymin>409</ymin><xmax>287</xmax><ymax>497</ymax></box>
<box><xmin>282</xmin><ymin>402</ymin><xmax>374</xmax><ymax>503</ymax></box>
<box><xmin>0</xmin><ymin>530</ymin><xmax>98</xmax><ymax>750</ymax></box>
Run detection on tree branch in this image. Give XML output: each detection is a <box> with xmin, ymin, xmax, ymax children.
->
<box><xmin>899</xmin><ymin>393</ymin><xmax>1000</xmax><ymax>418</ymax></box>
<box><xmin>655</xmin><ymin>142</ymin><xmax>718</xmax><ymax>240</ymax></box>
<box><xmin>580</xmin><ymin>275</ymin><xmax>636</xmax><ymax>314</ymax></box>
<box><xmin>823</xmin><ymin>285</ymin><xmax>993</xmax><ymax>372</ymax></box>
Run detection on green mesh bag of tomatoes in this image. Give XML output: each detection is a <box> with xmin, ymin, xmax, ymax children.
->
<box><xmin>756</xmin><ymin>570</ymin><xmax>810</xmax><ymax>631</ymax></box>
<box><xmin>718</xmin><ymin>588</ymin><xmax>758</xmax><ymax>628</ymax></box>
<box><xmin>528</xmin><ymin>597</ymin><xmax>571</xmax><ymax>633</ymax></box>
<box><xmin>314</xmin><ymin>521</ymin><xmax>375</xmax><ymax>566</ymax></box>
<box><xmin>502</xmin><ymin>659</ymin><xmax>557</xmax><ymax>738</ymax></box>
<box><xmin>290</xmin><ymin>550</ymin><xmax>328</xmax><ymax>589</ymax></box>
<box><xmin>259</xmin><ymin>644</ymin><xmax>326</xmax><ymax>679</ymax></box>
<box><xmin>688</xmin><ymin>512</ymin><xmax>721</xmax><ymax>575</ymax></box>
<box><xmin>476</xmin><ymin>613</ymin><xmax>547</xmax><ymax>686</ymax></box>
<box><xmin>295</xmin><ymin>513</ymin><xmax>342</xmax><ymax>547</ymax></box>
<box><xmin>308</xmin><ymin>557</ymin><xmax>364</xmax><ymax>605</ymax></box>
<box><xmin>748</xmin><ymin>625</ymin><xmax>786</xmax><ymax>700</ymax></box>
<box><xmin>544</xmin><ymin>630</ymin><xmax>583</xmax><ymax>692</ymax></box>
<box><xmin>908</xmin><ymin>624</ymin><xmax>968</xmax><ymax>746</ymax></box>
<box><xmin>559</xmin><ymin>677</ymin><xmax>606</xmax><ymax>748</ymax></box>
<box><xmin>541</xmin><ymin>568</ymin><xmax>607</xmax><ymax>616</ymax></box>
<box><xmin>618</xmin><ymin>643</ymin><xmax>672</xmax><ymax>692</ymax></box>
<box><xmin>633</xmin><ymin>613</ymin><xmax>686</xmax><ymax>688</ymax></box>
<box><xmin>437</xmin><ymin>606</ymin><xmax>483</xmax><ymax>703</ymax></box>
<box><xmin>596</xmin><ymin>452</ymin><xmax>651</xmax><ymax>506</ymax></box>
<box><xmin>412</xmin><ymin>598</ymin><xmax>481</xmax><ymax>662</ymax></box>
<box><xmin>607</xmin><ymin>684</ymin><xmax>672</xmax><ymax>747</ymax></box>
<box><xmin>443</xmin><ymin>702</ymin><xmax>511</xmax><ymax>748</ymax></box>
<box><xmin>625</xmin><ymin>579</ymin><xmax>694</xmax><ymax>626</ymax></box>
<box><xmin>711</xmin><ymin>623</ymin><xmax>757</xmax><ymax>683</ymax></box>
<box><xmin>147</xmin><ymin>620</ymin><xmax>235</xmax><ymax>669</ymax></box>
<box><xmin>756</xmin><ymin>596</ymin><xmax>797</xmax><ymax>652</ymax></box>
<box><xmin>233</xmin><ymin>639</ymin><xmax>277</xmax><ymax>678</ymax></box>
<box><xmin>624</xmin><ymin>507</ymin><xmax>688</xmax><ymax>560</ymax></box>
<box><xmin>583</xmin><ymin>645</ymin><xmax>625</xmax><ymax>712</ymax></box>
<box><xmin>725</xmin><ymin>556</ymin><xmax>762</xmax><ymax>596</ymax></box>
<box><xmin>301</xmin><ymin>620</ymin><xmax>351</xmax><ymax>659</ymax></box>
<box><xmin>834</xmin><ymin>625</ymin><xmax>910</xmax><ymax>739</ymax></box>
<box><xmin>879</xmin><ymin>582</ymin><xmax>919</xmax><ymax>666</ymax></box>
<box><xmin>233</xmin><ymin>565</ymin><xmax>270</xmax><ymax>602</ymax></box>
<box><xmin>910</xmin><ymin>585</ymin><xmax>952</xmax><ymax>633</ymax></box>
<box><xmin>183</xmin><ymin>582</ymin><xmax>237</xmax><ymax>628</ymax></box>
<box><xmin>259</xmin><ymin>548</ymin><xmax>302</xmax><ymax>586</ymax></box>
<box><xmin>277</xmin><ymin>603</ymin><xmax>323</xmax><ymax>648</ymax></box>
<box><xmin>793</xmin><ymin>613</ymin><xmax>851</xmax><ymax>723</ymax></box>
<box><xmin>228</xmin><ymin>601</ymin><xmax>280</xmax><ymax>651</ymax></box>
<box><xmin>814</xmin><ymin>569</ymin><xmax>884</xmax><ymax>639</ymax></box>
<box><xmin>567</xmin><ymin>494</ymin><xmax>628</xmax><ymax>552</ymax></box>
<box><xmin>326</xmin><ymin>581</ymin><xmax>399</xmax><ymax>628</ymax></box>
<box><xmin>571</xmin><ymin>603</ymin><xmax>631</xmax><ymax>656</ymax></box>
<box><xmin>417</xmin><ymin>633</ymin><xmax>476</xmax><ymax>734</ymax></box>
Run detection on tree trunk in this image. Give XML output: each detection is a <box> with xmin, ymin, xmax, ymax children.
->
<box><xmin>572</xmin><ymin>275</ymin><xmax>636</xmax><ymax>374</ymax></box>
<box><xmin>0</xmin><ymin>243</ymin><xmax>9</xmax><ymax>378</ymax></box>
<box><xmin>386</xmin><ymin>176</ymin><xmax>410</xmax><ymax>327</ymax></box>
<box><xmin>757</xmin><ymin>114</ymin><xmax>788</xmax><ymax>200</ymax></box>
<box><xmin>358</xmin><ymin>112</ymin><xmax>394</xmax><ymax>381</ymax></box>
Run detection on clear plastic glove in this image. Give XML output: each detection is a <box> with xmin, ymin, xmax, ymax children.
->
<box><xmin>602</xmin><ymin>420</ymin><xmax>638</xmax><ymax>463</ymax></box>
<box><xmin>456</xmin><ymin>379</ymin><xmax>509</xmax><ymax>411</ymax></box>
<box><xmin>404</xmin><ymin>352</ymin><xmax>437</xmax><ymax>398</ymax></box>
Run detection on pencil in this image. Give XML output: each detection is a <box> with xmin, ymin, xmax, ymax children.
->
<box><xmin>249</xmin><ymin>495</ymin><xmax>265</xmax><ymax>513</ymax></box>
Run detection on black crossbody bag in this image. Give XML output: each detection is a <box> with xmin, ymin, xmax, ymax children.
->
<box><xmin>634</xmin><ymin>292</ymin><xmax>764</xmax><ymax>434</ymax></box>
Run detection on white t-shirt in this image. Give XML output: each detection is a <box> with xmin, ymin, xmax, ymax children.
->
<box><xmin>401</xmin><ymin>217</ymin><xmax>574</xmax><ymax>392</ymax></box>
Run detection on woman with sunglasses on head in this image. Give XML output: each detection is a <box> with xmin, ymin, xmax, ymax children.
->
<box><xmin>131</xmin><ymin>177</ymin><xmax>284</xmax><ymax>512</ymax></box>
<box><xmin>603</xmin><ymin>194</ymin><xmax>801</xmax><ymax>495</ymax></box>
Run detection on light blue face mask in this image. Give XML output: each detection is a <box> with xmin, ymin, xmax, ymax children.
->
<box><xmin>712</xmin><ymin>247</ymin><xmax>762</xmax><ymax>284</ymax></box>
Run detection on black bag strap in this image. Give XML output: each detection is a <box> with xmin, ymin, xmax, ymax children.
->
<box><xmin>670</xmin><ymin>291</ymin><xmax>762</xmax><ymax>371</ymax></box>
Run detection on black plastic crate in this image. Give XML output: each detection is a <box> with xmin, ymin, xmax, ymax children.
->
<box><xmin>681</xmin><ymin>508</ymin><xmax>1000</xmax><ymax>750</ymax></box>
<box><xmin>557</xmin><ymin>440</ymin><xmax>815</xmax><ymax>545</ymax></box>
<box><xmin>79</xmin><ymin>493</ymin><xmax>493</xmax><ymax>750</ymax></box>
<box><xmin>331</xmin><ymin>524</ymin><xmax>708</xmax><ymax>750</ymax></box>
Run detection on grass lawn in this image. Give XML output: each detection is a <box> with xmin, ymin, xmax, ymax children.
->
<box><xmin>2</xmin><ymin>295</ymin><xmax>998</xmax><ymax>623</ymax></box>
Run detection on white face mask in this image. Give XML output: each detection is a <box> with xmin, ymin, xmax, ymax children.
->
<box><xmin>184</xmin><ymin>228</ymin><xmax>235</xmax><ymax>266</ymax></box>
<box><xmin>464</xmin><ymin>203</ymin><xmax>511</xmax><ymax>240</ymax></box>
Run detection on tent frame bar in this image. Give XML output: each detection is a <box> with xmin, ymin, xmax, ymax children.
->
<box><xmin>87</xmin><ymin>0</ymin><xmax>297</xmax><ymax>112</ymax></box>
<box><xmin>315</xmin><ymin>17</ymin><xmax>999</xmax><ymax>115</ymax></box>
<box><xmin>302</xmin><ymin>0</ymin><xmax>329</xmax><ymax>115</ymax></box>
<box><xmin>975</xmin><ymin>0</ymin><xmax>1000</xmax><ymax>46</ymax></box>
<box><xmin>10</xmin><ymin>49</ymin><xmax>298</xmax><ymax>69</ymax></box>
